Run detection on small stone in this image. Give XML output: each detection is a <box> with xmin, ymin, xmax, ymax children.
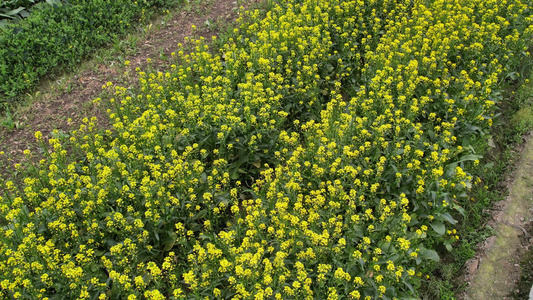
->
<box><xmin>484</xmin><ymin>236</ymin><xmax>497</xmax><ymax>250</ymax></box>
<box><xmin>466</xmin><ymin>258</ymin><xmax>479</xmax><ymax>274</ymax></box>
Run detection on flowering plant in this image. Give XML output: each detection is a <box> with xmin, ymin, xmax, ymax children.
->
<box><xmin>0</xmin><ymin>0</ymin><xmax>532</xmax><ymax>299</ymax></box>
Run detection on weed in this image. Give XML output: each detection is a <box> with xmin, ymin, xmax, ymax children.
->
<box><xmin>0</xmin><ymin>104</ymin><xmax>22</xmax><ymax>130</ymax></box>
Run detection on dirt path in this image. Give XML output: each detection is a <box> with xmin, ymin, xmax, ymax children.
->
<box><xmin>462</xmin><ymin>133</ymin><xmax>533</xmax><ymax>299</ymax></box>
<box><xmin>0</xmin><ymin>0</ymin><xmax>259</xmax><ymax>174</ymax></box>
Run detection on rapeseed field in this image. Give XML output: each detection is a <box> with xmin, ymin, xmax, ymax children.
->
<box><xmin>0</xmin><ymin>0</ymin><xmax>532</xmax><ymax>299</ymax></box>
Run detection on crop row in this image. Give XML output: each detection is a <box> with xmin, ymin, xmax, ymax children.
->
<box><xmin>0</xmin><ymin>0</ymin><xmax>182</xmax><ymax>105</ymax></box>
<box><xmin>0</xmin><ymin>0</ymin><xmax>532</xmax><ymax>299</ymax></box>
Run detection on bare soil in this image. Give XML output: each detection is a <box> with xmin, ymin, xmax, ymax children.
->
<box><xmin>460</xmin><ymin>132</ymin><xmax>533</xmax><ymax>300</ymax></box>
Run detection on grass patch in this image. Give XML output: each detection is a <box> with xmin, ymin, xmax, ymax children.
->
<box><xmin>0</xmin><ymin>0</ymin><xmax>189</xmax><ymax>108</ymax></box>
<box><xmin>512</xmin><ymin>224</ymin><xmax>533</xmax><ymax>299</ymax></box>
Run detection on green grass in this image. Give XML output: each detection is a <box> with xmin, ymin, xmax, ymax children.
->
<box><xmin>0</xmin><ymin>0</ymin><xmax>189</xmax><ymax>108</ymax></box>
<box><xmin>512</xmin><ymin>241</ymin><xmax>533</xmax><ymax>299</ymax></box>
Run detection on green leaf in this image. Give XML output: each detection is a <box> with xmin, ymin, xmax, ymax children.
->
<box><xmin>458</xmin><ymin>154</ymin><xmax>482</xmax><ymax>163</ymax></box>
<box><xmin>484</xmin><ymin>162</ymin><xmax>494</xmax><ymax>169</ymax></box>
<box><xmin>487</xmin><ymin>138</ymin><xmax>496</xmax><ymax>148</ymax></box>
<box><xmin>403</xmin><ymin>280</ymin><xmax>415</xmax><ymax>294</ymax></box>
<box><xmin>440</xmin><ymin>212</ymin><xmax>457</xmax><ymax>225</ymax></box>
<box><xmin>162</xmin><ymin>232</ymin><xmax>177</xmax><ymax>251</ymax></box>
<box><xmin>142</xmin><ymin>273</ymin><xmax>153</xmax><ymax>286</ymax></box>
<box><xmin>453</xmin><ymin>203</ymin><xmax>466</xmax><ymax>217</ymax></box>
<box><xmin>5</xmin><ymin>7</ymin><xmax>25</xmax><ymax>17</ymax></box>
<box><xmin>200</xmin><ymin>234</ymin><xmax>213</xmax><ymax>241</ymax></box>
<box><xmin>193</xmin><ymin>209</ymin><xmax>208</xmax><ymax>220</ymax></box>
<box><xmin>420</xmin><ymin>248</ymin><xmax>440</xmax><ymax>262</ymax></box>
<box><xmin>0</xmin><ymin>13</ymin><xmax>15</xmax><ymax>19</ymax></box>
<box><xmin>430</xmin><ymin>221</ymin><xmax>445</xmax><ymax>235</ymax></box>
<box><xmin>46</xmin><ymin>0</ymin><xmax>63</xmax><ymax>7</ymax></box>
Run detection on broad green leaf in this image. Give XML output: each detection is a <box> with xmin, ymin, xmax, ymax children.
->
<box><xmin>46</xmin><ymin>0</ymin><xmax>62</xmax><ymax>6</ymax></box>
<box><xmin>458</xmin><ymin>154</ymin><xmax>482</xmax><ymax>162</ymax></box>
<box><xmin>453</xmin><ymin>203</ymin><xmax>466</xmax><ymax>217</ymax></box>
<box><xmin>163</xmin><ymin>232</ymin><xmax>177</xmax><ymax>251</ymax></box>
<box><xmin>0</xmin><ymin>13</ymin><xmax>15</xmax><ymax>19</ymax></box>
<box><xmin>7</xmin><ymin>7</ymin><xmax>23</xmax><ymax>14</ymax></box>
<box><xmin>440</xmin><ymin>212</ymin><xmax>457</xmax><ymax>225</ymax></box>
<box><xmin>420</xmin><ymin>248</ymin><xmax>440</xmax><ymax>262</ymax></box>
<box><xmin>430</xmin><ymin>221</ymin><xmax>445</xmax><ymax>235</ymax></box>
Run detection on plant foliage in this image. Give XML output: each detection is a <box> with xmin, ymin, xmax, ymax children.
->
<box><xmin>0</xmin><ymin>0</ymin><xmax>183</xmax><ymax>105</ymax></box>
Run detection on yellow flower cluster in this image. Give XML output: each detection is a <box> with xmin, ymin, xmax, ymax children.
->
<box><xmin>0</xmin><ymin>0</ymin><xmax>531</xmax><ymax>299</ymax></box>
<box><xmin>179</xmin><ymin>0</ymin><xmax>533</xmax><ymax>298</ymax></box>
